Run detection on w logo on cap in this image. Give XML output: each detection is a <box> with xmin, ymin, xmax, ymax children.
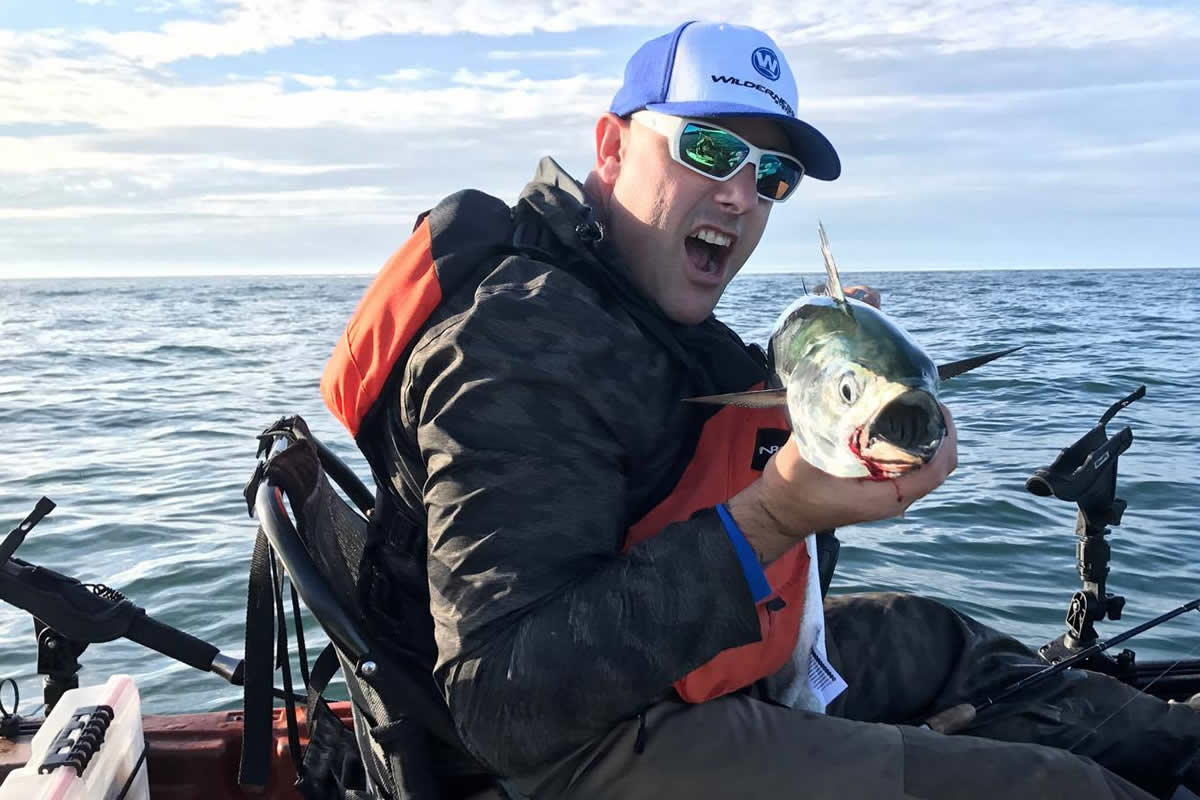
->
<box><xmin>751</xmin><ymin>47</ymin><xmax>781</xmax><ymax>81</ymax></box>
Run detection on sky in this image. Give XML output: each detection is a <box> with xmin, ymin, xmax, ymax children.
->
<box><xmin>1</xmin><ymin>1</ymin><xmax>1199</xmax><ymax>278</ymax></box>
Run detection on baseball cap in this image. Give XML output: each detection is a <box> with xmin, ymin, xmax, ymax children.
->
<box><xmin>610</xmin><ymin>21</ymin><xmax>841</xmax><ymax>181</ymax></box>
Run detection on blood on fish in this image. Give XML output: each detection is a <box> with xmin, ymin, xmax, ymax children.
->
<box><xmin>847</xmin><ymin>427</ymin><xmax>890</xmax><ymax>481</ymax></box>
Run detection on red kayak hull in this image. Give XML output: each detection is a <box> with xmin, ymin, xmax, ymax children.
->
<box><xmin>1</xmin><ymin>701</ymin><xmax>355</xmax><ymax>799</ymax></box>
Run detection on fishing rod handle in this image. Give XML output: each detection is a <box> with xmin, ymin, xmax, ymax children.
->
<box><xmin>126</xmin><ymin>611</ymin><xmax>220</xmax><ymax>672</ymax></box>
<box><xmin>923</xmin><ymin>702</ymin><xmax>976</xmax><ymax>735</ymax></box>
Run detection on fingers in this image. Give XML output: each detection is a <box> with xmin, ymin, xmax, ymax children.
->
<box><xmin>843</xmin><ymin>285</ymin><xmax>882</xmax><ymax>309</ymax></box>
<box><xmin>888</xmin><ymin>405</ymin><xmax>957</xmax><ymax>509</ymax></box>
<box><xmin>938</xmin><ymin>403</ymin><xmax>958</xmax><ymax>477</ymax></box>
<box><xmin>759</xmin><ymin>405</ymin><xmax>958</xmax><ymax>532</ymax></box>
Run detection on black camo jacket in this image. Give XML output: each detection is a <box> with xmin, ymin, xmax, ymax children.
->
<box><xmin>383</xmin><ymin>158</ymin><xmax>770</xmax><ymax>777</ymax></box>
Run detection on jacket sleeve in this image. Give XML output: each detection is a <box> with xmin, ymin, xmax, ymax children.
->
<box><xmin>403</xmin><ymin>270</ymin><xmax>763</xmax><ymax>777</ymax></box>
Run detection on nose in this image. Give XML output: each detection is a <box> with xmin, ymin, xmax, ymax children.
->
<box><xmin>713</xmin><ymin>162</ymin><xmax>759</xmax><ymax>214</ymax></box>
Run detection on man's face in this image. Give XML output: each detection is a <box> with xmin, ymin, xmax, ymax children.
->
<box><xmin>606</xmin><ymin>115</ymin><xmax>791</xmax><ymax>325</ymax></box>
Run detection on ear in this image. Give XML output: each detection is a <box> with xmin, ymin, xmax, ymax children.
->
<box><xmin>593</xmin><ymin>112</ymin><xmax>628</xmax><ymax>186</ymax></box>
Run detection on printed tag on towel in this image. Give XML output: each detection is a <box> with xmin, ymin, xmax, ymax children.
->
<box><xmin>808</xmin><ymin>647</ymin><xmax>848</xmax><ymax>707</ymax></box>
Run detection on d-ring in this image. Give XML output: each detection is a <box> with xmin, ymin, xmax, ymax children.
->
<box><xmin>0</xmin><ymin>677</ymin><xmax>19</xmax><ymax>719</ymax></box>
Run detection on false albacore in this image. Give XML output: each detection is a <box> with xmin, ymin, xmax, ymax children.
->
<box><xmin>686</xmin><ymin>223</ymin><xmax>1020</xmax><ymax>480</ymax></box>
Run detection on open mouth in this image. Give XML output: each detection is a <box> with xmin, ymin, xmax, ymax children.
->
<box><xmin>683</xmin><ymin>227</ymin><xmax>735</xmax><ymax>284</ymax></box>
<box><xmin>850</xmin><ymin>390</ymin><xmax>946</xmax><ymax>479</ymax></box>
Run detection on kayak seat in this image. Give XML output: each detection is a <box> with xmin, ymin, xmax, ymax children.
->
<box><xmin>246</xmin><ymin>415</ymin><xmax>516</xmax><ymax>800</ymax></box>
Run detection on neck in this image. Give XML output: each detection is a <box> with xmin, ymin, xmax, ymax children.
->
<box><xmin>582</xmin><ymin>170</ymin><xmax>612</xmax><ymax>213</ymax></box>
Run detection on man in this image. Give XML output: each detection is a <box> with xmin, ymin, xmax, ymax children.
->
<box><xmin>322</xmin><ymin>21</ymin><xmax>1200</xmax><ymax>800</ymax></box>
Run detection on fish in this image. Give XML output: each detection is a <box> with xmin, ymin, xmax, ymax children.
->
<box><xmin>685</xmin><ymin>222</ymin><xmax>1021</xmax><ymax>480</ymax></box>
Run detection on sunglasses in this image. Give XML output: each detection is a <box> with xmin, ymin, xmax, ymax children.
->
<box><xmin>631</xmin><ymin>110</ymin><xmax>805</xmax><ymax>202</ymax></box>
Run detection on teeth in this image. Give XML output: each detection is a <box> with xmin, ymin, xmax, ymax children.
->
<box><xmin>691</xmin><ymin>229</ymin><xmax>732</xmax><ymax>248</ymax></box>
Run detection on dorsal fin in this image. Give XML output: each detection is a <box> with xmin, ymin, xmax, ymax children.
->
<box><xmin>817</xmin><ymin>221</ymin><xmax>847</xmax><ymax>304</ymax></box>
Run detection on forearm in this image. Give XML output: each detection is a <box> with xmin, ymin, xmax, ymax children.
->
<box><xmin>438</xmin><ymin>508</ymin><xmax>761</xmax><ymax>776</ymax></box>
<box><xmin>724</xmin><ymin>422</ymin><xmax>959</xmax><ymax>567</ymax></box>
<box><xmin>724</xmin><ymin>476</ymin><xmax>813</xmax><ymax>566</ymax></box>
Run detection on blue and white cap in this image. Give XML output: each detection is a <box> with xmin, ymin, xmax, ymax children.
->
<box><xmin>610</xmin><ymin>21</ymin><xmax>841</xmax><ymax>181</ymax></box>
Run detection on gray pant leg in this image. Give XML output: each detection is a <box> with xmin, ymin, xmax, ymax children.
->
<box><xmin>823</xmin><ymin>592</ymin><xmax>1200</xmax><ymax>796</ymax></box>
<box><xmin>510</xmin><ymin>693</ymin><xmax>1153</xmax><ymax>800</ymax></box>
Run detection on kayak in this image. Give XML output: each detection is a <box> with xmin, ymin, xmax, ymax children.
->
<box><xmin>2</xmin><ymin>388</ymin><xmax>1200</xmax><ymax>800</ymax></box>
<box><xmin>0</xmin><ymin>678</ymin><xmax>348</xmax><ymax>800</ymax></box>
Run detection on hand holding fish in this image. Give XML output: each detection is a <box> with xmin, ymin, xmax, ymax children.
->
<box><xmin>812</xmin><ymin>282</ymin><xmax>881</xmax><ymax>309</ymax></box>
<box><xmin>727</xmin><ymin>403</ymin><xmax>957</xmax><ymax>564</ymax></box>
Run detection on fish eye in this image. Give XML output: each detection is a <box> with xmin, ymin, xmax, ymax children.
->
<box><xmin>839</xmin><ymin>372</ymin><xmax>858</xmax><ymax>405</ymax></box>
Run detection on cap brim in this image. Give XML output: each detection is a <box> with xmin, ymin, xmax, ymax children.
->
<box><xmin>643</xmin><ymin>101</ymin><xmax>841</xmax><ymax>181</ymax></box>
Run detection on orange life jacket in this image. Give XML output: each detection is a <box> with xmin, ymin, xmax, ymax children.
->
<box><xmin>322</xmin><ymin>197</ymin><xmax>810</xmax><ymax>704</ymax></box>
<box><xmin>625</xmin><ymin>399</ymin><xmax>810</xmax><ymax>702</ymax></box>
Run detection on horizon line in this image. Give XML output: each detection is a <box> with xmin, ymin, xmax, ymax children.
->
<box><xmin>2</xmin><ymin>264</ymin><xmax>1197</xmax><ymax>281</ymax></box>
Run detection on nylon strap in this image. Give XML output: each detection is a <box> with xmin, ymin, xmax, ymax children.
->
<box><xmin>309</xmin><ymin>644</ymin><xmax>340</xmax><ymax>697</ymax></box>
<box><xmin>271</xmin><ymin>553</ymin><xmax>305</xmax><ymax>778</ymax></box>
<box><xmin>291</xmin><ymin>582</ymin><xmax>310</xmax><ymax>688</ymax></box>
<box><xmin>305</xmin><ymin>643</ymin><xmax>340</xmax><ymax>735</ymax></box>
<box><xmin>238</xmin><ymin>527</ymin><xmax>276</xmax><ymax>788</ymax></box>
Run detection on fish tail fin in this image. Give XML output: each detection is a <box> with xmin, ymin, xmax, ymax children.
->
<box><xmin>817</xmin><ymin>221</ymin><xmax>847</xmax><ymax>304</ymax></box>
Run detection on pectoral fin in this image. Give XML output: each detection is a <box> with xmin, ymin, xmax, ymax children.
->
<box><xmin>683</xmin><ymin>388</ymin><xmax>788</xmax><ymax>408</ymax></box>
<box><xmin>938</xmin><ymin>346</ymin><xmax>1024</xmax><ymax>381</ymax></box>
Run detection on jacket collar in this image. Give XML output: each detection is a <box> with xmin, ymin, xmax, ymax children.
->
<box><xmin>514</xmin><ymin>156</ymin><xmax>768</xmax><ymax>394</ymax></box>
<box><xmin>520</xmin><ymin>156</ymin><xmax>694</xmax><ymax>322</ymax></box>
<box><xmin>516</xmin><ymin>156</ymin><xmax>664</xmax><ymax>315</ymax></box>
<box><xmin>517</xmin><ymin>157</ymin><xmax>608</xmax><ymax>260</ymax></box>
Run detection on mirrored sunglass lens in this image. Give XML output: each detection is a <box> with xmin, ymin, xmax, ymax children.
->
<box><xmin>756</xmin><ymin>155</ymin><xmax>804</xmax><ymax>200</ymax></box>
<box><xmin>679</xmin><ymin>123</ymin><xmax>750</xmax><ymax>178</ymax></box>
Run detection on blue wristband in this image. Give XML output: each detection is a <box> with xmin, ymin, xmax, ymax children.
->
<box><xmin>715</xmin><ymin>503</ymin><xmax>771</xmax><ymax>603</ymax></box>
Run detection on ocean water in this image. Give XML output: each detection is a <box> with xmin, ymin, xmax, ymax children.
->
<box><xmin>1</xmin><ymin>268</ymin><xmax>1198</xmax><ymax>717</ymax></box>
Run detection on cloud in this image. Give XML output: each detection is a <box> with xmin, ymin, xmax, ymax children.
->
<box><xmin>0</xmin><ymin>133</ymin><xmax>390</xmax><ymax>176</ymax></box>
<box><xmin>3</xmin><ymin>0</ymin><xmax>1200</xmax><ymax>275</ymax></box>
<box><xmin>66</xmin><ymin>0</ymin><xmax>1200</xmax><ymax>69</ymax></box>
<box><xmin>487</xmin><ymin>47</ymin><xmax>605</xmax><ymax>59</ymax></box>
<box><xmin>0</xmin><ymin>44</ymin><xmax>615</xmax><ymax>132</ymax></box>
<box><xmin>796</xmin><ymin>77</ymin><xmax>1200</xmax><ymax>124</ymax></box>
<box><xmin>380</xmin><ymin>68</ymin><xmax>436</xmax><ymax>82</ymax></box>
<box><xmin>1061</xmin><ymin>133</ymin><xmax>1200</xmax><ymax>160</ymax></box>
<box><xmin>133</xmin><ymin>0</ymin><xmax>219</xmax><ymax>13</ymax></box>
<box><xmin>289</xmin><ymin>73</ymin><xmax>337</xmax><ymax>89</ymax></box>
<box><xmin>0</xmin><ymin>186</ymin><xmax>435</xmax><ymax>221</ymax></box>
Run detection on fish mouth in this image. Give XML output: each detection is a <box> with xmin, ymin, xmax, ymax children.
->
<box><xmin>850</xmin><ymin>389</ymin><xmax>945</xmax><ymax>480</ymax></box>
